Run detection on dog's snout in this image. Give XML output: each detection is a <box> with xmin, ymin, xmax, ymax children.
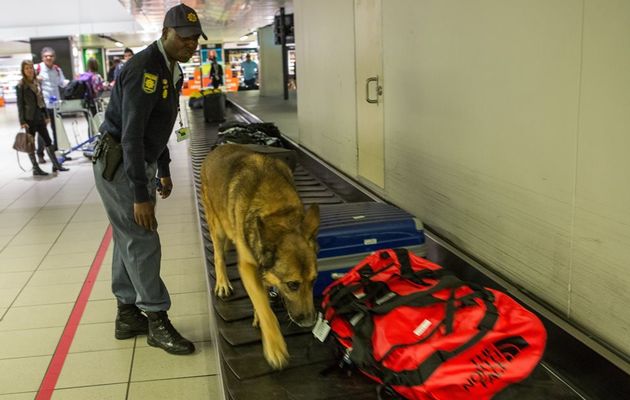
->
<box><xmin>293</xmin><ymin>312</ymin><xmax>317</xmax><ymax>328</ymax></box>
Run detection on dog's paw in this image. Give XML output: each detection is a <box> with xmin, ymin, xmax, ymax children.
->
<box><xmin>214</xmin><ymin>281</ymin><xmax>233</xmax><ymax>299</ymax></box>
<box><xmin>252</xmin><ymin>312</ymin><xmax>259</xmax><ymax>328</ymax></box>
<box><xmin>263</xmin><ymin>336</ymin><xmax>289</xmax><ymax>370</ymax></box>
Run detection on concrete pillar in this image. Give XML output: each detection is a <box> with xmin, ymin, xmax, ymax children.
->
<box><xmin>258</xmin><ymin>25</ymin><xmax>284</xmax><ymax>97</ymax></box>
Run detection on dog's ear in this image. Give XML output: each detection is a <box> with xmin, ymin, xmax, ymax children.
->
<box><xmin>245</xmin><ymin>214</ymin><xmax>277</xmax><ymax>269</ymax></box>
<box><xmin>302</xmin><ymin>204</ymin><xmax>320</xmax><ymax>244</ymax></box>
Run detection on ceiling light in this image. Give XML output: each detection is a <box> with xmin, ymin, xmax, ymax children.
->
<box><xmin>239</xmin><ymin>35</ymin><xmax>249</xmax><ymax>41</ymax></box>
<box><xmin>114</xmin><ymin>41</ymin><xmax>124</xmax><ymax>48</ymax></box>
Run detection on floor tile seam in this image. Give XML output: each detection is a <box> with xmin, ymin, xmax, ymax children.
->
<box><xmin>0</xmin><ymin>320</ymin><xmax>70</xmax><ymax>332</ymax></box>
<box><xmin>0</xmin><ymin>392</ymin><xmax>38</xmax><ymax>397</ymax></box>
<box><xmin>127</xmin><ymin>373</ymin><xmax>219</xmax><ymax>385</ymax></box>
<box><xmin>0</xmin><ymin>324</ymin><xmax>69</xmax><ymax>333</ymax></box>
<box><xmin>124</xmin><ymin>337</ymin><xmax>137</xmax><ymax>400</ymax></box>
<box><xmin>0</xmin><ymin>163</ymin><xmax>83</xmax><ymax>218</ymax></box>
<box><xmin>9</xmin><ymin>299</ymin><xmax>78</xmax><ymax>309</ymax></box>
<box><xmin>0</xmin><ymin>180</ymin><xmax>69</xmax><ymax>253</ymax></box>
<box><xmin>54</xmin><ymin>379</ymin><xmax>130</xmax><ymax>390</ymax></box>
<box><xmin>0</xmin><ymin>181</ymin><xmax>37</xmax><ymax>214</ymax></box>
<box><xmin>43</xmin><ymin>374</ymin><xmax>219</xmax><ymax>394</ymax></box>
<box><xmin>0</xmin><ymin>181</ymin><xmax>97</xmax><ymax>320</ymax></box>
<box><xmin>50</xmin><ymin>381</ymin><xmax>126</xmax><ymax>392</ymax></box>
<box><xmin>0</xmin><ymin>352</ymin><xmax>52</xmax><ymax>362</ymax></box>
<box><xmin>0</xmin><ymin>352</ymin><xmax>55</xmax><ymax>362</ymax></box>
<box><xmin>1</xmin><ymin>309</ymin><xmax>211</xmax><ymax>330</ymax></box>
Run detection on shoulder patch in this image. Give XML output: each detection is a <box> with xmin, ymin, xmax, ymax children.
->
<box><xmin>142</xmin><ymin>72</ymin><xmax>158</xmax><ymax>94</ymax></box>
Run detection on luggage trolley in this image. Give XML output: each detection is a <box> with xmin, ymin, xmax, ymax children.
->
<box><xmin>53</xmin><ymin>98</ymin><xmax>102</xmax><ymax>161</ymax></box>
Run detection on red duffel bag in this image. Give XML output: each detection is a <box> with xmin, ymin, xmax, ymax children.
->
<box><xmin>318</xmin><ymin>248</ymin><xmax>547</xmax><ymax>399</ymax></box>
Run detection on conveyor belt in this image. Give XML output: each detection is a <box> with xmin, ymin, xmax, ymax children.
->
<box><xmin>187</xmin><ymin>102</ymin><xmax>624</xmax><ymax>400</ymax></box>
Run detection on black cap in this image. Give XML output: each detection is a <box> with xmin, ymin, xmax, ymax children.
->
<box><xmin>163</xmin><ymin>4</ymin><xmax>207</xmax><ymax>40</ymax></box>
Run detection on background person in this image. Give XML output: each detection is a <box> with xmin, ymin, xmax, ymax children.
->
<box><xmin>113</xmin><ymin>47</ymin><xmax>134</xmax><ymax>82</ymax></box>
<box><xmin>241</xmin><ymin>53</ymin><xmax>258</xmax><ymax>89</ymax></box>
<box><xmin>16</xmin><ymin>60</ymin><xmax>69</xmax><ymax>175</ymax></box>
<box><xmin>107</xmin><ymin>58</ymin><xmax>120</xmax><ymax>84</ymax></box>
<box><xmin>208</xmin><ymin>51</ymin><xmax>223</xmax><ymax>89</ymax></box>
<box><xmin>36</xmin><ymin>47</ymin><xmax>67</xmax><ymax>152</ymax></box>
<box><xmin>81</xmin><ymin>57</ymin><xmax>105</xmax><ymax>115</ymax></box>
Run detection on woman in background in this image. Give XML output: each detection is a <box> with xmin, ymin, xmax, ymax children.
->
<box><xmin>16</xmin><ymin>60</ymin><xmax>69</xmax><ymax>175</ymax></box>
<box><xmin>84</xmin><ymin>57</ymin><xmax>105</xmax><ymax>95</ymax></box>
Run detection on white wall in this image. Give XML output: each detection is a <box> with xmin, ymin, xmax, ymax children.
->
<box><xmin>258</xmin><ymin>26</ymin><xmax>284</xmax><ymax>97</ymax></box>
<box><xmin>295</xmin><ymin>0</ymin><xmax>630</xmax><ymax>357</ymax></box>
<box><xmin>294</xmin><ymin>0</ymin><xmax>358</xmax><ymax>176</ymax></box>
<box><xmin>570</xmin><ymin>0</ymin><xmax>630</xmax><ymax>353</ymax></box>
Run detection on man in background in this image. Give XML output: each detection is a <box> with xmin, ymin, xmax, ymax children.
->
<box><xmin>113</xmin><ymin>47</ymin><xmax>134</xmax><ymax>82</ymax></box>
<box><xmin>241</xmin><ymin>53</ymin><xmax>258</xmax><ymax>89</ymax></box>
<box><xmin>107</xmin><ymin>58</ymin><xmax>121</xmax><ymax>84</ymax></box>
<box><xmin>36</xmin><ymin>47</ymin><xmax>67</xmax><ymax>157</ymax></box>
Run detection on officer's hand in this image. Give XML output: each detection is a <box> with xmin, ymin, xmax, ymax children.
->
<box><xmin>158</xmin><ymin>177</ymin><xmax>173</xmax><ymax>199</ymax></box>
<box><xmin>134</xmin><ymin>202</ymin><xmax>157</xmax><ymax>231</ymax></box>
<box><xmin>21</xmin><ymin>123</ymin><xmax>29</xmax><ymax>130</ymax></box>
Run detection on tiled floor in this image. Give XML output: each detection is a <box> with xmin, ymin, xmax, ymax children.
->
<box><xmin>0</xmin><ymin>103</ymin><xmax>219</xmax><ymax>399</ymax></box>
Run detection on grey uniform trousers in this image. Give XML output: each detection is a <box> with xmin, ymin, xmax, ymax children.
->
<box><xmin>93</xmin><ymin>157</ymin><xmax>171</xmax><ymax>312</ymax></box>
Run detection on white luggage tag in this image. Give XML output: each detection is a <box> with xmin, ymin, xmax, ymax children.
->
<box><xmin>312</xmin><ymin>312</ymin><xmax>331</xmax><ymax>342</ymax></box>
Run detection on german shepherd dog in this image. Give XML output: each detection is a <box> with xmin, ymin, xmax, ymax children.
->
<box><xmin>200</xmin><ymin>144</ymin><xmax>320</xmax><ymax>369</ymax></box>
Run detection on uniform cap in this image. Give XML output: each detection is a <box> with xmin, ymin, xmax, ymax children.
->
<box><xmin>163</xmin><ymin>4</ymin><xmax>207</xmax><ymax>40</ymax></box>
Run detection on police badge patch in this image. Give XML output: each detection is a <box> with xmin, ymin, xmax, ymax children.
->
<box><xmin>142</xmin><ymin>72</ymin><xmax>158</xmax><ymax>93</ymax></box>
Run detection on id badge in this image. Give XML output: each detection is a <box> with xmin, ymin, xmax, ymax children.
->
<box><xmin>176</xmin><ymin>127</ymin><xmax>190</xmax><ymax>142</ymax></box>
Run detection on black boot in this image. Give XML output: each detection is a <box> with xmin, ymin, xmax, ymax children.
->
<box><xmin>45</xmin><ymin>145</ymin><xmax>69</xmax><ymax>172</ymax></box>
<box><xmin>146</xmin><ymin>311</ymin><xmax>195</xmax><ymax>355</ymax></box>
<box><xmin>115</xmin><ymin>302</ymin><xmax>148</xmax><ymax>340</ymax></box>
<box><xmin>37</xmin><ymin>153</ymin><xmax>46</xmax><ymax>164</ymax></box>
<box><xmin>29</xmin><ymin>153</ymin><xmax>49</xmax><ymax>176</ymax></box>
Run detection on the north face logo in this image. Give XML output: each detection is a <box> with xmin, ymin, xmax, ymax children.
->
<box><xmin>462</xmin><ymin>336</ymin><xmax>529</xmax><ymax>392</ymax></box>
<box><xmin>494</xmin><ymin>336</ymin><xmax>529</xmax><ymax>361</ymax></box>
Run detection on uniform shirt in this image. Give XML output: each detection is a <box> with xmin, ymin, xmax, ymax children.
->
<box><xmin>100</xmin><ymin>40</ymin><xmax>183</xmax><ymax>203</ymax></box>
<box><xmin>241</xmin><ymin>60</ymin><xmax>258</xmax><ymax>81</ymax></box>
<box><xmin>37</xmin><ymin>62</ymin><xmax>67</xmax><ymax>109</ymax></box>
<box><xmin>156</xmin><ymin>39</ymin><xmax>182</xmax><ymax>86</ymax></box>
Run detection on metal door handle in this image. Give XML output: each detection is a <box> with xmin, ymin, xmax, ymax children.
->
<box><xmin>365</xmin><ymin>76</ymin><xmax>382</xmax><ymax>104</ymax></box>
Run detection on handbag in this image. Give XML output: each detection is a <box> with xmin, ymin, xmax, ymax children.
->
<box><xmin>13</xmin><ymin>131</ymin><xmax>35</xmax><ymax>153</ymax></box>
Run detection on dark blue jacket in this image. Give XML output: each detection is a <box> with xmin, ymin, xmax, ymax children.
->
<box><xmin>100</xmin><ymin>41</ymin><xmax>183</xmax><ymax>202</ymax></box>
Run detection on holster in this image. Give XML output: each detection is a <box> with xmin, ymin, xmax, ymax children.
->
<box><xmin>93</xmin><ymin>133</ymin><xmax>122</xmax><ymax>182</ymax></box>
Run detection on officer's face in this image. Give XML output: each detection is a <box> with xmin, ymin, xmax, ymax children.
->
<box><xmin>163</xmin><ymin>28</ymin><xmax>199</xmax><ymax>63</ymax></box>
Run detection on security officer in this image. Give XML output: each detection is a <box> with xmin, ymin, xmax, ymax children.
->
<box><xmin>93</xmin><ymin>3</ymin><xmax>207</xmax><ymax>355</ymax></box>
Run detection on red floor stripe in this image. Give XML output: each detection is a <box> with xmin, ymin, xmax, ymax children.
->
<box><xmin>35</xmin><ymin>225</ymin><xmax>113</xmax><ymax>400</ymax></box>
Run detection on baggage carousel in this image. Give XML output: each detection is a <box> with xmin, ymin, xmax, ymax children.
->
<box><xmin>186</xmin><ymin>101</ymin><xmax>629</xmax><ymax>400</ymax></box>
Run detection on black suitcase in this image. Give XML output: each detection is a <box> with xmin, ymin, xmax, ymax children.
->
<box><xmin>241</xmin><ymin>144</ymin><xmax>297</xmax><ymax>171</ymax></box>
<box><xmin>203</xmin><ymin>93</ymin><xmax>226</xmax><ymax>122</ymax></box>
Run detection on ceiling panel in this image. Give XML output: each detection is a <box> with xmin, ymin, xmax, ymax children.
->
<box><xmin>118</xmin><ymin>0</ymin><xmax>293</xmax><ymax>43</ymax></box>
<box><xmin>0</xmin><ymin>0</ymin><xmax>292</xmax><ymax>56</ymax></box>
